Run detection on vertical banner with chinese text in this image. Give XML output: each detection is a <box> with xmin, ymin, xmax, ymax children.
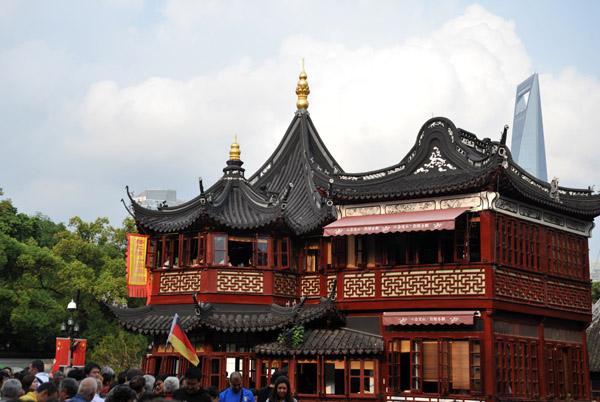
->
<box><xmin>126</xmin><ymin>233</ymin><xmax>149</xmax><ymax>297</ymax></box>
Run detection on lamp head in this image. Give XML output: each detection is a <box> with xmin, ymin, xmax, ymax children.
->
<box><xmin>67</xmin><ymin>299</ymin><xmax>77</xmax><ymax>312</ymax></box>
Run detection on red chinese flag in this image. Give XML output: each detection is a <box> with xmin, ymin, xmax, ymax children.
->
<box><xmin>72</xmin><ymin>339</ymin><xmax>87</xmax><ymax>367</ymax></box>
<box><xmin>52</xmin><ymin>338</ymin><xmax>70</xmax><ymax>372</ymax></box>
<box><xmin>168</xmin><ymin>314</ymin><xmax>199</xmax><ymax>366</ymax></box>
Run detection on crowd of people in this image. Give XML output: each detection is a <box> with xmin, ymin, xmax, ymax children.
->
<box><xmin>0</xmin><ymin>361</ymin><xmax>296</xmax><ymax>402</ymax></box>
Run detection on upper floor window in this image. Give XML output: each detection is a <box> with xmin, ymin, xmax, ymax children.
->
<box><xmin>214</xmin><ymin>234</ymin><xmax>227</xmax><ymax>265</ymax></box>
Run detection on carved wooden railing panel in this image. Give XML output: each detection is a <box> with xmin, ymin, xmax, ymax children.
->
<box><xmin>217</xmin><ymin>270</ymin><xmax>263</xmax><ymax>293</ymax></box>
<box><xmin>159</xmin><ymin>269</ymin><xmax>202</xmax><ymax>293</ymax></box>
<box><xmin>381</xmin><ymin>267</ymin><xmax>485</xmax><ymax>297</ymax></box>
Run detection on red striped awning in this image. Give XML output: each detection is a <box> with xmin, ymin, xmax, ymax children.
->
<box><xmin>323</xmin><ymin>207</ymin><xmax>470</xmax><ymax>237</ymax></box>
<box><xmin>382</xmin><ymin>311</ymin><xmax>477</xmax><ymax>326</ymax></box>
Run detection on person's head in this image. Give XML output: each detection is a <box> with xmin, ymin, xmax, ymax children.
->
<box><xmin>84</xmin><ymin>363</ymin><xmax>101</xmax><ymax>379</ymax></box>
<box><xmin>183</xmin><ymin>367</ymin><xmax>202</xmax><ymax>395</ymax></box>
<box><xmin>67</xmin><ymin>369</ymin><xmax>85</xmax><ymax>382</ymax></box>
<box><xmin>104</xmin><ymin>385</ymin><xmax>137</xmax><ymax>402</ymax></box>
<box><xmin>125</xmin><ymin>369</ymin><xmax>143</xmax><ymax>382</ymax></box>
<box><xmin>0</xmin><ymin>371</ymin><xmax>10</xmax><ymax>385</ymax></box>
<box><xmin>152</xmin><ymin>375</ymin><xmax>168</xmax><ymax>395</ymax></box>
<box><xmin>116</xmin><ymin>371</ymin><xmax>127</xmax><ymax>385</ymax></box>
<box><xmin>143</xmin><ymin>375</ymin><xmax>155</xmax><ymax>393</ymax></box>
<box><xmin>59</xmin><ymin>378</ymin><xmax>78</xmax><ymax>402</ymax></box>
<box><xmin>270</xmin><ymin>376</ymin><xmax>292</xmax><ymax>402</ymax></box>
<box><xmin>206</xmin><ymin>386</ymin><xmax>219</xmax><ymax>402</ymax></box>
<box><xmin>228</xmin><ymin>372</ymin><xmax>242</xmax><ymax>393</ymax></box>
<box><xmin>100</xmin><ymin>367</ymin><xmax>115</xmax><ymax>385</ymax></box>
<box><xmin>29</xmin><ymin>360</ymin><xmax>45</xmax><ymax>375</ymax></box>
<box><xmin>78</xmin><ymin>378</ymin><xmax>98</xmax><ymax>402</ymax></box>
<box><xmin>1</xmin><ymin>379</ymin><xmax>23</xmax><ymax>400</ymax></box>
<box><xmin>52</xmin><ymin>371</ymin><xmax>64</xmax><ymax>386</ymax></box>
<box><xmin>129</xmin><ymin>375</ymin><xmax>146</xmax><ymax>394</ymax></box>
<box><xmin>162</xmin><ymin>377</ymin><xmax>179</xmax><ymax>395</ymax></box>
<box><xmin>22</xmin><ymin>374</ymin><xmax>39</xmax><ymax>392</ymax></box>
<box><xmin>269</xmin><ymin>371</ymin><xmax>282</xmax><ymax>386</ymax></box>
<box><xmin>34</xmin><ymin>381</ymin><xmax>59</xmax><ymax>402</ymax></box>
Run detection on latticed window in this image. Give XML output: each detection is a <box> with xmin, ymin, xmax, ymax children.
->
<box><xmin>547</xmin><ymin>230</ymin><xmax>587</xmax><ymax>280</ymax></box>
<box><xmin>496</xmin><ymin>215</ymin><xmax>540</xmax><ymax>271</ymax></box>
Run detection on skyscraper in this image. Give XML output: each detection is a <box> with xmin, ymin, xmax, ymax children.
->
<box><xmin>511</xmin><ymin>73</ymin><xmax>548</xmax><ymax>182</ymax></box>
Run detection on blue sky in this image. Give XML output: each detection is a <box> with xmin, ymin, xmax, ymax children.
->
<box><xmin>2</xmin><ymin>0</ymin><xmax>600</xmax><ymax>259</ymax></box>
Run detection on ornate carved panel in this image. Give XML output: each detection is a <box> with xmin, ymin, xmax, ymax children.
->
<box><xmin>547</xmin><ymin>279</ymin><xmax>590</xmax><ymax>312</ymax></box>
<box><xmin>159</xmin><ymin>269</ymin><xmax>202</xmax><ymax>294</ymax></box>
<box><xmin>217</xmin><ymin>270</ymin><xmax>263</xmax><ymax>293</ymax></box>
<box><xmin>274</xmin><ymin>273</ymin><xmax>297</xmax><ymax>297</ymax></box>
<box><xmin>381</xmin><ymin>268</ymin><xmax>485</xmax><ymax>297</ymax></box>
<box><xmin>301</xmin><ymin>275</ymin><xmax>320</xmax><ymax>297</ymax></box>
<box><xmin>344</xmin><ymin>273</ymin><xmax>375</xmax><ymax>298</ymax></box>
<box><xmin>494</xmin><ymin>268</ymin><xmax>545</xmax><ymax>304</ymax></box>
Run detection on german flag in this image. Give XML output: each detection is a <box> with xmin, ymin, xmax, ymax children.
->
<box><xmin>167</xmin><ymin>314</ymin><xmax>200</xmax><ymax>366</ymax></box>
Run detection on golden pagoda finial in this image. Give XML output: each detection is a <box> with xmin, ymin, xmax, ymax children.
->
<box><xmin>296</xmin><ymin>58</ymin><xmax>310</xmax><ymax>110</ymax></box>
<box><xmin>229</xmin><ymin>134</ymin><xmax>241</xmax><ymax>160</ymax></box>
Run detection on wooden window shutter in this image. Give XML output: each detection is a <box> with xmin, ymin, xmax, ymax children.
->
<box><xmin>452</xmin><ymin>340</ymin><xmax>469</xmax><ymax>390</ymax></box>
<box><xmin>423</xmin><ymin>341</ymin><xmax>438</xmax><ymax>382</ymax></box>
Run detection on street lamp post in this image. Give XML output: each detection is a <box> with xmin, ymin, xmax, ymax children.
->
<box><xmin>60</xmin><ymin>299</ymin><xmax>79</xmax><ymax>368</ymax></box>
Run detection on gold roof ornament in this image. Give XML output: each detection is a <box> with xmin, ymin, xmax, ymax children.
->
<box><xmin>296</xmin><ymin>58</ymin><xmax>310</xmax><ymax>110</ymax></box>
<box><xmin>229</xmin><ymin>134</ymin><xmax>241</xmax><ymax>160</ymax></box>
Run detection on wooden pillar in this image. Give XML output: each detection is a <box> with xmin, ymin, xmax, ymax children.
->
<box><xmin>483</xmin><ymin>309</ymin><xmax>495</xmax><ymax>401</ymax></box>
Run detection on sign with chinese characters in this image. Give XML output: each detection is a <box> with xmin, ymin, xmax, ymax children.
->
<box><xmin>126</xmin><ymin>233</ymin><xmax>149</xmax><ymax>297</ymax></box>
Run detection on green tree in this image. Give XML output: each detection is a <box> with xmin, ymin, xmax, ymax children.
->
<box><xmin>0</xmin><ymin>188</ymin><xmax>145</xmax><ymax>357</ymax></box>
<box><xmin>88</xmin><ymin>331</ymin><xmax>148</xmax><ymax>374</ymax></box>
<box><xmin>592</xmin><ymin>282</ymin><xmax>600</xmax><ymax>305</ymax></box>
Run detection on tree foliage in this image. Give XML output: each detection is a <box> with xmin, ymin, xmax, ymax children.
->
<box><xmin>0</xmin><ymin>187</ymin><xmax>147</xmax><ymax>364</ymax></box>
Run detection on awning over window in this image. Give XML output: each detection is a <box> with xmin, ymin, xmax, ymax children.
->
<box><xmin>323</xmin><ymin>207</ymin><xmax>470</xmax><ymax>237</ymax></box>
<box><xmin>382</xmin><ymin>311</ymin><xmax>477</xmax><ymax>326</ymax></box>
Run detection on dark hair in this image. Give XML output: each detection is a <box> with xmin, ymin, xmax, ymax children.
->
<box><xmin>206</xmin><ymin>386</ymin><xmax>219</xmax><ymax>399</ymax></box>
<box><xmin>269</xmin><ymin>375</ymin><xmax>293</xmax><ymax>402</ymax></box>
<box><xmin>155</xmin><ymin>374</ymin><xmax>168</xmax><ymax>382</ymax></box>
<box><xmin>125</xmin><ymin>369</ymin><xmax>143</xmax><ymax>382</ymax></box>
<box><xmin>137</xmin><ymin>391</ymin><xmax>159</xmax><ymax>402</ymax></box>
<box><xmin>38</xmin><ymin>381</ymin><xmax>59</xmax><ymax>396</ymax></box>
<box><xmin>269</xmin><ymin>371</ymin><xmax>282</xmax><ymax>385</ymax></box>
<box><xmin>117</xmin><ymin>371</ymin><xmax>127</xmax><ymax>385</ymax></box>
<box><xmin>105</xmin><ymin>385</ymin><xmax>137</xmax><ymax>402</ymax></box>
<box><xmin>22</xmin><ymin>374</ymin><xmax>37</xmax><ymax>392</ymax></box>
<box><xmin>84</xmin><ymin>362</ymin><xmax>101</xmax><ymax>376</ymax></box>
<box><xmin>67</xmin><ymin>369</ymin><xmax>85</xmax><ymax>382</ymax></box>
<box><xmin>30</xmin><ymin>360</ymin><xmax>44</xmax><ymax>373</ymax></box>
<box><xmin>60</xmin><ymin>378</ymin><xmax>79</xmax><ymax>399</ymax></box>
<box><xmin>129</xmin><ymin>375</ymin><xmax>146</xmax><ymax>394</ymax></box>
<box><xmin>183</xmin><ymin>367</ymin><xmax>202</xmax><ymax>382</ymax></box>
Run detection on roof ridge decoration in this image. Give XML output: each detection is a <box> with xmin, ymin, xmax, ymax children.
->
<box><xmin>229</xmin><ymin>133</ymin><xmax>241</xmax><ymax>161</ymax></box>
<box><xmin>296</xmin><ymin>59</ymin><xmax>310</xmax><ymax>110</ymax></box>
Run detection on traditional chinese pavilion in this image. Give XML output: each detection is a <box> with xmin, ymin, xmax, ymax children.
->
<box><xmin>112</xmin><ymin>64</ymin><xmax>600</xmax><ymax>402</ymax></box>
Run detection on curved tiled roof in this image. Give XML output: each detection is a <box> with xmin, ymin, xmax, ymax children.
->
<box><xmin>109</xmin><ymin>297</ymin><xmax>344</xmax><ymax>335</ymax></box>
<box><xmin>129</xmin><ymin>109</ymin><xmax>338</xmax><ymax>235</ymax></box>
<box><xmin>254</xmin><ymin>327</ymin><xmax>384</xmax><ymax>355</ymax></box>
<box><xmin>313</xmin><ymin>117</ymin><xmax>600</xmax><ymax>219</ymax></box>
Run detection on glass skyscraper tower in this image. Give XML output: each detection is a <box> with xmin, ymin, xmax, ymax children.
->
<box><xmin>511</xmin><ymin>73</ymin><xmax>548</xmax><ymax>182</ymax></box>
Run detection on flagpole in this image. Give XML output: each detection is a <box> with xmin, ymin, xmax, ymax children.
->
<box><xmin>158</xmin><ymin>338</ymin><xmax>169</xmax><ymax>375</ymax></box>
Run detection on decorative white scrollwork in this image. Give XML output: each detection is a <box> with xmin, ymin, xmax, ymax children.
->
<box><xmin>414</xmin><ymin>147</ymin><xmax>457</xmax><ymax>174</ymax></box>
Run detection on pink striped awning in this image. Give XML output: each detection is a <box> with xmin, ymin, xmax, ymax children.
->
<box><xmin>382</xmin><ymin>311</ymin><xmax>477</xmax><ymax>326</ymax></box>
<box><xmin>323</xmin><ymin>207</ymin><xmax>470</xmax><ymax>237</ymax></box>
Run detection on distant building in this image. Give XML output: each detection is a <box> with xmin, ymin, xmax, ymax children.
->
<box><xmin>591</xmin><ymin>260</ymin><xmax>600</xmax><ymax>281</ymax></box>
<box><xmin>131</xmin><ymin>189</ymin><xmax>184</xmax><ymax>209</ymax></box>
<box><xmin>511</xmin><ymin>73</ymin><xmax>548</xmax><ymax>181</ymax></box>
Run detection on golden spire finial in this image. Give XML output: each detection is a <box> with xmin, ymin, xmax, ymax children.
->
<box><xmin>296</xmin><ymin>58</ymin><xmax>310</xmax><ymax>110</ymax></box>
<box><xmin>229</xmin><ymin>134</ymin><xmax>241</xmax><ymax>160</ymax></box>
